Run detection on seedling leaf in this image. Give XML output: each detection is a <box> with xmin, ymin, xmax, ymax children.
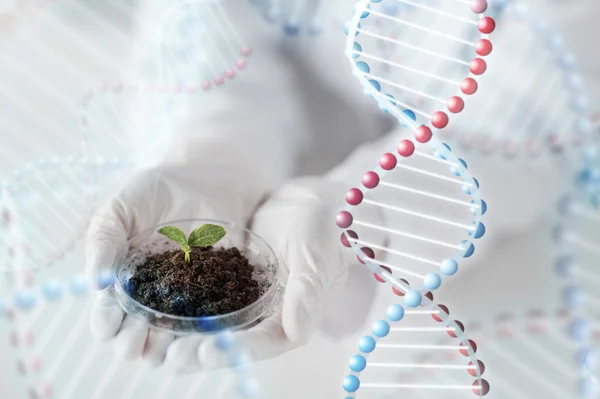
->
<box><xmin>157</xmin><ymin>226</ymin><xmax>188</xmax><ymax>248</ymax></box>
<box><xmin>188</xmin><ymin>224</ymin><xmax>226</xmax><ymax>247</ymax></box>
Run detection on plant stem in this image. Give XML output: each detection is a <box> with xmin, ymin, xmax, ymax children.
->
<box><xmin>184</xmin><ymin>251</ymin><xmax>190</xmax><ymax>264</ymax></box>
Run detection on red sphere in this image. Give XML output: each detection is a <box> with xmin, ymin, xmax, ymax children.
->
<box><xmin>448</xmin><ymin>320</ymin><xmax>465</xmax><ymax>338</ymax></box>
<box><xmin>415</xmin><ymin>125</ymin><xmax>433</xmax><ymax>143</ymax></box>
<box><xmin>346</xmin><ymin>188</ymin><xmax>364</xmax><ymax>206</ymax></box>
<box><xmin>469</xmin><ymin>58</ymin><xmax>487</xmax><ymax>75</ymax></box>
<box><xmin>478</xmin><ymin>17</ymin><xmax>496</xmax><ymax>34</ymax></box>
<box><xmin>460</xmin><ymin>339</ymin><xmax>478</xmax><ymax>356</ymax></box>
<box><xmin>362</xmin><ymin>171</ymin><xmax>380</xmax><ymax>189</ymax></box>
<box><xmin>379</xmin><ymin>153</ymin><xmax>397</xmax><ymax>170</ymax></box>
<box><xmin>473</xmin><ymin>379</ymin><xmax>490</xmax><ymax>396</ymax></box>
<box><xmin>431</xmin><ymin>111</ymin><xmax>449</xmax><ymax>129</ymax></box>
<box><xmin>358</xmin><ymin>247</ymin><xmax>375</xmax><ymax>264</ymax></box>
<box><xmin>461</xmin><ymin>78</ymin><xmax>478</xmax><ymax>95</ymax></box>
<box><xmin>475</xmin><ymin>39</ymin><xmax>493</xmax><ymax>56</ymax></box>
<box><xmin>340</xmin><ymin>230</ymin><xmax>358</xmax><ymax>247</ymax></box>
<box><xmin>468</xmin><ymin>360</ymin><xmax>486</xmax><ymax>377</ymax></box>
<box><xmin>433</xmin><ymin>305</ymin><xmax>449</xmax><ymax>322</ymax></box>
<box><xmin>336</xmin><ymin>211</ymin><xmax>353</xmax><ymax>228</ymax></box>
<box><xmin>397</xmin><ymin>139</ymin><xmax>415</xmax><ymax>157</ymax></box>
<box><xmin>470</xmin><ymin>0</ymin><xmax>487</xmax><ymax>14</ymax></box>
<box><xmin>374</xmin><ymin>266</ymin><xmax>392</xmax><ymax>283</ymax></box>
<box><xmin>447</xmin><ymin>96</ymin><xmax>465</xmax><ymax>114</ymax></box>
<box><xmin>392</xmin><ymin>278</ymin><xmax>410</xmax><ymax>295</ymax></box>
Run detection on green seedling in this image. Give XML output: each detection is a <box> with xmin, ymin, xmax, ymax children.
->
<box><xmin>157</xmin><ymin>224</ymin><xmax>226</xmax><ymax>264</ymax></box>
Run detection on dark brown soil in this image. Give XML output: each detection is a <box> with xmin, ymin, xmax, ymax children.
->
<box><xmin>128</xmin><ymin>246</ymin><xmax>265</xmax><ymax>317</ymax></box>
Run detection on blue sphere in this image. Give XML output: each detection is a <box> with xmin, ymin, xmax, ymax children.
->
<box><xmin>555</xmin><ymin>256</ymin><xmax>575</xmax><ymax>278</ymax></box>
<box><xmin>283</xmin><ymin>24</ymin><xmax>300</xmax><ymax>36</ymax></box>
<box><xmin>402</xmin><ymin>109</ymin><xmax>416</xmax><ymax>124</ymax></box>
<box><xmin>356</xmin><ymin>61</ymin><xmax>370</xmax><ymax>74</ymax></box>
<box><xmin>386</xmin><ymin>304</ymin><xmax>404</xmax><ymax>322</ymax></box>
<box><xmin>351</xmin><ymin>42</ymin><xmax>362</xmax><ymax>59</ymax></box>
<box><xmin>469</xmin><ymin>222</ymin><xmax>486</xmax><ymax>239</ymax></box>
<box><xmin>343</xmin><ymin>375</ymin><xmax>360</xmax><ymax>393</ymax></box>
<box><xmin>565</xmin><ymin>73</ymin><xmax>582</xmax><ymax>89</ymax></box>
<box><xmin>229</xmin><ymin>352</ymin><xmax>250</xmax><ymax>368</ymax></box>
<box><xmin>552</xmin><ymin>224</ymin><xmax>568</xmax><ymax>244</ymax></box>
<box><xmin>470</xmin><ymin>200</ymin><xmax>487</xmax><ymax>216</ymax></box>
<box><xmin>69</xmin><ymin>275</ymin><xmax>88</xmax><ymax>296</ymax></box>
<box><xmin>450</xmin><ymin>158</ymin><xmax>467</xmax><ymax>176</ymax></box>
<box><xmin>382</xmin><ymin>3</ymin><xmax>400</xmax><ymax>16</ymax></box>
<box><xmin>195</xmin><ymin>317</ymin><xmax>222</xmax><ymax>333</ymax></box>
<box><xmin>559</xmin><ymin>52</ymin><xmax>575</xmax><ymax>70</ymax></box>
<box><xmin>368</xmin><ymin>79</ymin><xmax>381</xmax><ymax>91</ymax></box>
<box><xmin>215</xmin><ymin>330</ymin><xmax>235</xmax><ymax>351</ymax></box>
<box><xmin>360</xmin><ymin>4</ymin><xmax>371</xmax><ymax>18</ymax></box>
<box><xmin>547</xmin><ymin>33</ymin><xmax>563</xmax><ymax>50</ymax></box>
<box><xmin>349</xmin><ymin>354</ymin><xmax>367</xmax><ymax>372</ymax></box>
<box><xmin>358</xmin><ymin>336</ymin><xmax>376</xmax><ymax>353</ymax></box>
<box><xmin>14</xmin><ymin>290</ymin><xmax>36</xmax><ymax>310</ymax></box>
<box><xmin>440</xmin><ymin>258</ymin><xmax>459</xmax><ymax>276</ymax></box>
<box><xmin>372</xmin><ymin>320</ymin><xmax>390</xmax><ymax>338</ymax></box>
<box><xmin>557</xmin><ymin>196</ymin><xmax>573</xmax><ymax>215</ymax></box>
<box><xmin>96</xmin><ymin>270</ymin><xmax>115</xmax><ymax>290</ymax></box>
<box><xmin>563</xmin><ymin>286</ymin><xmax>582</xmax><ymax>308</ymax></box>
<box><xmin>569</xmin><ymin>319</ymin><xmax>590</xmax><ymax>341</ymax></box>
<box><xmin>459</xmin><ymin>241</ymin><xmax>475</xmax><ymax>258</ymax></box>
<box><xmin>424</xmin><ymin>272</ymin><xmax>442</xmax><ymax>290</ymax></box>
<box><xmin>405</xmin><ymin>290</ymin><xmax>422</xmax><ymax>308</ymax></box>
<box><xmin>41</xmin><ymin>280</ymin><xmax>63</xmax><ymax>301</ymax></box>
<box><xmin>577</xmin><ymin>348</ymin><xmax>596</xmax><ymax>369</ymax></box>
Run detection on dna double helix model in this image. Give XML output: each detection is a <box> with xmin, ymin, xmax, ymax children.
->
<box><xmin>337</xmin><ymin>0</ymin><xmax>494</xmax><ymax>396</ymax></box>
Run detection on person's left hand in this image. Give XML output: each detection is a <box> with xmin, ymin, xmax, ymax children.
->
<box><xmin>160</xmin><ymin>176</ymin><xmax>388</xmax><ymax>373</ymax></box>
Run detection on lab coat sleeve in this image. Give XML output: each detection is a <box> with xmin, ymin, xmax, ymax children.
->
<box><xmin>124</xmin><ymin>0</ymin><xmax>308</xmax><ymax>189</ymax></box>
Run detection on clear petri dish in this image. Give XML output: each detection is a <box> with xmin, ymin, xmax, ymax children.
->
<box><xmin>113</xmin><ymin>218</ymin><xmax>280</xmax><ymax>335</ymax></box>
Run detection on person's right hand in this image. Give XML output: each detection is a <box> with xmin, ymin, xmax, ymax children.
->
<box><xmin>84</xmin><ymin>137</ymin><xmax>274</xmax><ymax>367</ymax></box>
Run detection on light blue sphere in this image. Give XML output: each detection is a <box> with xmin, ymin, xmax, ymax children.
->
<box><xmin>424</xmin><ymin>272</ymin><xmax>442</xmax><ymax>290</ymax></box>
<box><xmin>69</xmin><ymin>275</ymin><xmax>88</xmax><ymax>296</ymax></box>
<box><xmin>450</xmin><ymin>158</ymin><xmax>467</xmax><ymax>176</ymax></box>
<box><xmin>372</xmin><ymin>320</ymin><xmax>390</xmax><ymax>338</ymax></box>
<box><xmin>569</xmin><ymin>319</ymin><xmax>590</xmax><ymax>341</ymax></box>
<box><xmin>555</xmin><ymin>256</ymin><xmax>575</xmax><ymax>278</ymax></box>
<box><xmin>237</xmin><ymin>377</ymin><xmax>259</xmax><ymax>398</ymax></box>
<box><xmin>356</xmin><ymin>61</ymin><xmax>370</xmax><ymax>73</ymax></box>
<box><xmin>358</xmin><ymin>336</ymin><xmax>376</xmax><ymax>353</ymax></box>
<box><xmin>343</xmin><ymin>375</ymin><xmax>360</xmax><ymax>393</ymax></box>
<box><xmin>552</xmin><ymin>225</ymin><xmax>567</xmax><ymax>244</ymax></box>
<box><xmin>349</xmin><ymin>354</ymin><xmax>367</xmax><ymax>372</ymax></box>
<box><xmin>563</xmin><ymin>286</ymin><xmax>582</xmax><ymax>308</ymax></box>
<box><xmin>215</xmin><ymin>330</ymin><xmax>235</xmax><ymax>351</ymax></box>
<box><xmin>360</xmin><ymin>4</ymin><xmax>371</xmax><ymax>18</ymax></box>
<box><xmin>386</xmin><ymin>304</ymin><xmax>404</xmax><ymax>322</ymax></box>
<box><xmin>470</xmin><ymin>199</ymin><xmax>487</xmax><ymax>216</ymax></box>
<box><xmin>96</xmin><ymin>270</ymin><xmax>115</xmax><ymax>290</ymax></box>
<box><xmin>440</xmin><ymin>258</ymin><xmax>459</xmax><ymax>276</ymax></box>
<box><xmin>41</xmin><ymin>280</ymin><xmax>63</xmax><ymax>301</ymax></box>
<box><xmin>14</xmin><ymin>290</ymin><xmax>36</xmax><ymax>310</ymax></box>
<box><xmin>559</xmin><ymin>52</ymin><xmax>575</xmax><ymax>70</ymax></box>
<box><xmin>368</xmin><ymin>79</ymin><xmax>381</xmax><ymax>91</ymax></box>
<box><xmin>351</xmin><ymin>42</ymin><xmax>362</xmax><ymax>59</ymax></box>
<box><xmin>405</xmin><ymin>290</ymin><xmax>422</xmax><ymax>308</ymax></box>
<box><xmin>557</xmin><ymin>196</ymin><xmax>573</xmax><ymax>215</ymax></box>
<box><xmin>229</xmin><ymin>352</ymin><xmax>250</xmax><ymax>368</ymax></box>
<box><xmin>579</xmin><ymin>378</ymin><xmax>598</xmax><ymax>398</ymax></box>
<box><xmin>459</xmin><ymin>241</ymin><xmax>475</xmax><ymax>258</ymax></box>
<box><xmin>469</xmin><ymin>222</ymin><xmax>486</xmax><ymax>239</ymax></box>
<box><xmin>283</xmin><ymin>24</ymin><xmax>300</xmax><ymax>36</ymax></box>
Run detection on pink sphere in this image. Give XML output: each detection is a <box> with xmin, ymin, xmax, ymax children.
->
<box><xmin>340</xmin><ymin>230</ymin><xmax>358</xmax><ymax>247</ymax></box>
<box><xmin>397</xmin><ymin>139</ymin><xmax>415</xmax><ymax>157</ymax></box>
<box><xmin>475</xmin><ymin>39</ymin><xmax>493</xmax><ymax>56</ymax></box>
<box><xmin>336</xmin><ymin>211</ymin><xmax>353</xmax><ymax>228</ymax></box>
<box><xmin>431</xmin><ymin>111</ymin><xmax>449</xmax><ymax>129</ymax></box>
<box><xmin>112</xmin><ymin>83</ymin><xmax>123</xmax><ymax>93</ymax></box>
<box><xmin>362</xmin><ymin>171</ymin><xmax>380</xmax><ymax>189</ymax></box>
<box><xmin>468</xmin><ymin>360</ymin><xmax>486</xmax><ymax>377</ymax></box>
<box><xmin>447</xmin><ymin>96</ymin><xmax>465</xmax><ymax>114</ymax></box>
<box><xmin>375</xmin><ymin>267</ymin><xmax>394</xmax><ymax>283</ymax></box>
<box><xmin>43</xmin><ymin>383</ymin><xmax>53</xmax><ymax>398</ymax></box>
<box><xmin>213</xmin><ymin>76</ymin><xmax>225</xmax><ymax>86</ymax></box>
<box><xmin>478</xmin><ymin>17</ymin><xmax>495</xmax><ymax>34</ymax></box>
<box><xmin>357</xmin><ymin>247</ymin><xmax>375</xmax><ymax>264</ymax></box>
<box><xmin>461</xmin><ymin>78</ymin><xmax>478</xmax><ymax>95</ymax></box>
<box><xmin>460</xmin><ymin>339</ymin><xmax>478</xmax><ymax>356</ymax></box>
<box><xmin>346</xmin><ymin>188</ymin><xmax>364</xmax><ymax>205</ymax></box>
<box><xmin>473</xmin><ymin>379</ymin><xmax>490</xmax><ymax>396</ymax></box>
<box><xmin>200</xmin><ymin>81</ymin><xmax>212</xmax><ymax>91</ymax></box>
<box><xmin>433</xmin><ymin>305</ymin><xmax>449</xmax><ymax>322</ymax></box>
<box><xmin>236</xmin><ymin>59</ymin><xmax>247</xmax><ymax>70</ymax></box>
<box><xmin>470</xmin><ymin>0</ymin><xmax>487</xmax><ymax>14</ymax></box>
<box><xmin>392</xmin><ymin>278</ymin><xmax>409</xmax><ymax>294</ymax></box>
<box><xmin>415</xmin><ymin>126</ymin><xmax>433</xmax><ymax>143</ymax></box>
<box><xmin>379</xmin><ymin>153</ymin><xmax>397</xmax><ymax>170</ymax></box>
<box><xmin>502</xmin><ymin>141</ymin><xmax>517</xmax><ymax>158</ymax></box>
<box><xmin>448</xmin><ymin>320</ymin><xmax>464</xmax><ymax>338</ymax></box>
<box><xmin>224</xmin><ymin>69</ymin><xmax>236</xmax><ymax>79</ymax></box>
<box><xmin>241</xmin><ymin>47</ymin><xmax>253</xmax><ymax>56</ymax></box>
<box><xmin>469</xmin><ymin>58</ymin><xmax>487</xmax><ymax>75</ymax></box>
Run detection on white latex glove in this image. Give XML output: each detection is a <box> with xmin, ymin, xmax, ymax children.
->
<box><xmin>164</xmin><ymin>176</ymin><xmax>387</xmax><ymax>372</ymax></box>
<box><xmin>85</xmin><ymin>136</ymin><xmax>279</xmax><ymax>368</ymax></box>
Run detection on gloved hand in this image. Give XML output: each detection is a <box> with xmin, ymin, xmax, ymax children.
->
<box><xmin>161</xmin><ymin>176</ymin><xmax>388</xmax><ymax>372</ymax></box>
<box><xmin>85</xmin><ymin>136</ymin><xmax>278</xmax><ymax>368</ymax></box>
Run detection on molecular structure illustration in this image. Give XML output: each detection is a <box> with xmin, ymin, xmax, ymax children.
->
<box><xmin>0</xmin><ymin>271</ymin><xmax>260</xmax><ymax>398</ymax></box>
<box><xmin>442</xmin><ymin>0</ymin><xmax>592</xmax><ymax>158</ymax></box>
